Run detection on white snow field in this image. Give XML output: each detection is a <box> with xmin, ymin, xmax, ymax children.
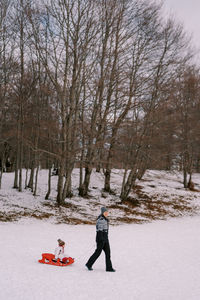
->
<box><xmin>1</xmin><ymin>217</ymin><xmax>200</xmax><ymax>300</ymax></box>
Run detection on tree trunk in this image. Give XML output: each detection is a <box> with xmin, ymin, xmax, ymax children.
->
<box><xmin>96</xmin><ymin>165</ymin><xmax>101</xmax><ymax>173</ymax></box>
<box><xmin>13</xmin><ymin>120</ymin><xmax>20</xmax><ymax>189</ymax></box>
<box><xmin>56</xmin><ymin>161</ymin><xmax>65</xmax><ymax>205</ymax></box>
<box><xmin>28</xmin><ymin>154</ymin><xmax>35</xmax><ymax>190</ymax></box>
<box><xmin>66</xmin><ymin>176</ymin><xmax>72</xmax><ymax>197</ymax></box>
<box><xmin>45</xmin><ymin>166</ymin><xmax>52</xmax><ymax>200</ymax></box>
<box><xmin>79</xmin><ymin>167</ymin><xmax>92</xmax><ymax>197</ymax></box>
<box><xmin>183</xmin><ymin>169</ymin><xmax>188</xmax><ymax>188</ymax></box>
<box><xmin>13</xmin><ymin>166</ymin><xmax>19</xmax><ymax>189</ymax></box>
<box><xmin>18</xmin><ymin>137</ymin><xmax>23</xmax><ymax>192</ymax></box>
<box><xmin>33</xmin><ymin>164</ymin><xmax>39</xmax><ymax>196</ymax></box>
<box><xmin>79</xmin><ymin>164</ymin><xmax>83</xmax><ymax>190</ymax></box>
<box><xmin>0</xmin><ymin>163</ymin><xmax>4</xmax><ymax>189</ymax></box>
<box><xmin>120</xmin><ymin>171</ymin><xmax>136</xmax><ymax>201</ymax></box>
<box><xmin>62</xmin><ymin>167</ymin><xmax>73</xmax><ymax>200</ymax></box>
<box><xmin>121</xmin><ymin>168</ymin><xmax>128</xmax><ymax>198</ymax></box>
<box><xmin>0</xmin><ymin>150</ymin><xmax>6</xmax><ymax>189</ymax></box>
<box><xmin>25</xmin><ymin>168</ymin><xmax>28</xmax><ymax>189</ymax></box>
<box><xmin>104</xmin><ymin>169</ymin><xmax>111</xmax><ymax>192</ymax></box>
<box><xmin>13</xmin><ymin>152</ymin><xmax>19</xmax><ymax>189</ymax></box>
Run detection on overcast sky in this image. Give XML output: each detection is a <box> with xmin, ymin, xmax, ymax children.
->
<box><xmin>163</xmin><ymin>0</ymin><xmax>200</xmax><ymax>52</ymax></box>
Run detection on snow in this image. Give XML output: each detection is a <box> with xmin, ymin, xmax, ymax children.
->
<box><xmin>1</xmin><ymin>217</ymin><xmax>200</xmax><ymax>300</ymax></box>
<box><xmin>0</xmin><ymin>169</ymin><xmax>200</xmax><ymax>224</ymax></box>
<box><xmin>1</xmin><ymin>169</ymin><xmax>200</xmax><ymax>298</ymax></box>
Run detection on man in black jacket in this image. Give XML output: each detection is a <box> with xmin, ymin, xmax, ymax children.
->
<box><xmin>85</xmin><ymin>207</ymin><xmax>115</xmax><ymax>272</ymax></box>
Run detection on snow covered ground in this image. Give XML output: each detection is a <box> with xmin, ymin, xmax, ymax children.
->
<box><xmin>1</xmin><ymin>170</ymin><xmax>200</xmax><ymax>299</ymax></box>
<box><xmin>0</xmin><ymin>169</ymin><xmax>200</xmax><ymax>224</ymax></box>
<box><xmin>1</xmin><ymin>217</ymin><xmax>200</xmax><ymax>300</ymax></box>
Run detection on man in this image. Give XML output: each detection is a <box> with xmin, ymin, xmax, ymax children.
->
<box><xmin>85</xmin><ymin>207</ymin><xmax>115</xmax><ymax>272</ymax></box>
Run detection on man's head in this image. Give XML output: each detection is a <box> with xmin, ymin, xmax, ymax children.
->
<box><xmin>101</xmin><ymin>207</ymin><xmax>109</xmax><ymax>217</ymax></box>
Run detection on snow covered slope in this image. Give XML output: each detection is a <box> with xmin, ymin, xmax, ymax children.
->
<box><xmin>1</xmin><ymin>170</ymin><xmax>200</xmax><ymax>299</ymax></box>
<box><xmin>1</xmin><ymin>217</ymin><xmax>200</xmax><ymax>300</ymax></box>
<box><xmin>0</xmin><ymin>169</ymin><xmax>200</xmax><ymax>224</ymax></box>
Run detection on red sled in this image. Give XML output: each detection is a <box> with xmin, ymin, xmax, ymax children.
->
<box><xmin>38</xmin><ymin>253</ymin><xmax>74</xmax><ymax>267</ymax></box>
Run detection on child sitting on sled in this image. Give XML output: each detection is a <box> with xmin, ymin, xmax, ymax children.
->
<box><xmin>53</xmin><ymin>239</ymin><xmax>69</xmax><ymax>264</ymax></box>
<box><xmin>39</xmin><ymin>239</ymin><xmax>74</xmax><ymax>266</ymax></box>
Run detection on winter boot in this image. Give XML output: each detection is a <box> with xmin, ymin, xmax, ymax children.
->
<box><xmin>85</xmin><ymin>264</ymin><xmax>93</xmax><ymax>271</ymax></box>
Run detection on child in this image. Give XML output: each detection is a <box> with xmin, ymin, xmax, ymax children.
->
<box><xmin>53</xmin><ymin>239</ymin><xmax>69</xmax><ymax>264</ymax></box>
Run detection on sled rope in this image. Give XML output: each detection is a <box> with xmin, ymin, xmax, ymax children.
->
<box><xmin>75</xmin><ymin>244</ymin><xmax>96</xmax><ymax>261</ymax></box>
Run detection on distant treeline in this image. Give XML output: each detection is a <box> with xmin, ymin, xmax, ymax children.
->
<box><xmin>0</xmin><ymin>0</ymin><xmax>200</xmax><ymax>203</ymax></box>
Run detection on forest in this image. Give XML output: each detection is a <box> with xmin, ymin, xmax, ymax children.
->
<box><xmin>0</xmin><ymin>0</ymin><xmax>200</xmax><ymax>205</ymax></box>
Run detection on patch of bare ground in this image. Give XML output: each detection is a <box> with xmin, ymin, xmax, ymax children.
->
<box><xmin>107</xmin><ymin>203</ymin><xmax>154</xmax><ymax>223</ymax></box>
<box><xmin>0</xmin><ymin>210</ymin><xmax>54</xmax><ymax>222</ymax></box>
<box><xmin>21</xmin><ymin>211</ymin><xmax>54</xmax><ymax>219</ymax></box>
<box><xmin>105</xmin><ymin>184</ymin><xmax>198</xmax><ymax>223</ymax></box>
<box><xmin>139</xmin><ymin>178</ymin><xmax>154</xmax><ymax>182</ymax></box>
<box><xmin>43</xmin><ymin>201</ymin><xmax>82</xmax><ymax>215</ymax></box>
<box><xmin>43</xmin><ymin>201</ymin><xmax>76</xmax><ymax>209</ymax></box>
<box><xmin>113</xmin><ymin>217</ymin><xmax>147</xmax><ymax>224</ymax></box>
<box><xmin>56</xmin><ymin>216</ymin><xmax>95</xmax><ymax>225</ymax></box>
<box><xmin>0</xmin><ymin>212</ymin><xmax>19</xmax><ymax>222</ymax></box>
<box><xmin>133</xmin><ymin>185</ymin><xmax>152</xmax><ymax>200</ymax></box>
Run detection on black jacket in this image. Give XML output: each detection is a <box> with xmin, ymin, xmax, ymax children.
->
<box><xmin>96</xmin><ymin>214</ymin><xmax>109</xmax><ymax>242</ymax></box>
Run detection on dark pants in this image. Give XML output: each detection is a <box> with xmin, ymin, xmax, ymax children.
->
<box><xmin>86</xmin><ymin>240</ymin><xmax>113</xmax><ymax>270</ymax></box>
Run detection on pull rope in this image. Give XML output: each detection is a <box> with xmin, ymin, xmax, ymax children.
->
<box><xmin>75</xmin><ymin>243</ymin><xmax>96</xmax><ymax>261</ymax></box>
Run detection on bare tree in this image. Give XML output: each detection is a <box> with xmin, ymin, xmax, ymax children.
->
<box><xmin>172</xmin><ymin>67</ymin><xmax>200</xmax><ymax>187</ymax></box>
<box><xmin>29</xmin><ymin>0</ymin><xmax>98</xmax><ymax>204</ymax></box>
<box><xmin>120</xmin><ymin>9</ymin><xmax>191</xmax><ymax>201</ymax></box>
<box><xmin>0</xmin><ymin>0</ymin><xmax>15</xmax><ymax>188</ymax></box>
<box><xmin>79</xmin><ymin>0</ymin><xmax>129</xmax><ymax>196</ymax></box>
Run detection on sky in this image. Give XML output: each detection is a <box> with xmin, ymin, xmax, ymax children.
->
<box><xmin>163</xmin><ymin>0</ymin><xmax>200</xmax><ymax>52</ymax></box>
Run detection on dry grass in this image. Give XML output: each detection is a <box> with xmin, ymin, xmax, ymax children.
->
<box><xmin>114</xmin><ymin>217</ymin><xmax>147</xmax><ymax>224</ymax></box>
<box><xmin>1</xmin><ymin>178</ymin><xmax>199</xmax><ymax>224</ymax></box>
<box><xmin>0</xmin><ymin>210</ymin><xmax>54</xmax><ymax>222</ymax></box>
<box><xmin>56</xmin><ymin>216</ymin><xmax>95</xmax><ymax>225</ymax></box>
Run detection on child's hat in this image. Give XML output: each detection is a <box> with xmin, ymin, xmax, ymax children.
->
<box><xmin>58</xmin><ymin>239</ymin><xmax>65</xmax><ymax>246</ymax></box>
